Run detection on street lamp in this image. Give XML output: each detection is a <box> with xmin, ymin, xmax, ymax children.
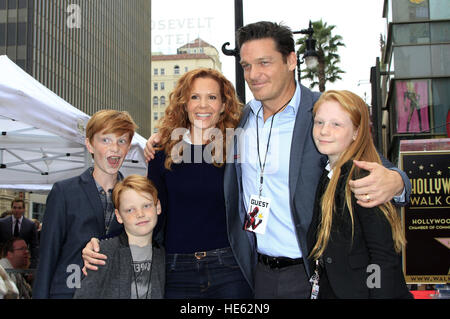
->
<box><xmin>221</xmin><ymin>0</ymin><xmax>245</xmax><ymax>103</ymax></box>
<box><xmin>293</xmin><ymin>21</ymin><xmax>319</xmax><ymax>83</ymax></box>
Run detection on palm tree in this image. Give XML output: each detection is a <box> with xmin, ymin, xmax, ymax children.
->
<box><xmin>296</xmin><ymin>19</ymin><xmax>345</xmax><ymax>92</ymax></box>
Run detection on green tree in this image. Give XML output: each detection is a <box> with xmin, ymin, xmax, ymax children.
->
<box><xmin>296</xmin><ymin>19</ymin><xmax>345</xmax><ymax>92</ymax></box>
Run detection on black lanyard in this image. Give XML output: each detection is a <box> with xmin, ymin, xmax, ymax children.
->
<box><xmin>255</xmin><ymin>101</ymin><xmax>290</xmax><ymax>197</ymax></box>
<box><xmin>131</xmin><ymin>246</ymin><xmax>153</xmax><ymax>299</ymax></box>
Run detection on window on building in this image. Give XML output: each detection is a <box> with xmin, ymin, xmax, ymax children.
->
<box><xmin>17</xmin><ymin>22</ymin><xmax>26</xmax><ymax>45</ymax></box>
<box><xmin>431</xmin><ymin>78</ymin><xmax>450</xmax><ymax>134</ymax></box>
<box><xmin>16</xmin><ymin>59</ymin><xmax>25</xmax><ymax>70</ymax></box>
<box><xmin>394</xmin><ymin>21</ymin><xmax>450</xmax><ymax>46</ymax></box>
<box><xmin>431</xmin><ymin>44</ymin><xmax>450</xmax><ymax>76</ymax></box>
<box><xmin>153</xmin><ymin>112</ymin><xmax>158</xmax><ymax>121</ymax></box>
<box><xmin>394</xmin><ymin>46</ymin><xmax>432</xmax><ymax>78</ymax></box>
<box><xmin>185</xmin><ymin>67</ymin><xmax>188</xmax><ymax>73</ymax></box>
<box><xmin>17</xmin><ymin>0</ymin><xmax>26</xmax><ymax>9</ymax></box>
<box><xmin>17</xmin><ymin>44</ymin><xmax>25</xmax><ymax>59</ymax></box>
<box><xmin>393</xmin><ymin>23</ymin><xmax>430</xmax><ymax>45</ymax></box>
<box><xmin>160</xmin><ymin>68</ymin><xmax>165</xmax><ymax>75</ymax></box>
<box><xmin>7</xmin><ymin>22</ymin><xmax>16</xmax><ymax>45</ymax></box>
<box><xmin>153</xmin><ymin>96</ymin><xmax>158</xmax><ymax>105</ymax></box>
<box><xmin>392</xmin><ymin>0</ymin><xmax>429</xmax><ymax>22</ymax></box>
<box><xmin>0</xmin><ymin>23</ymin><xmax>5</xmax><ymax>46</ymax></box>
<box><xmin>430</xmin><ymin>0</ymin><xmax>450</xmax><ymax>19</ymax></box>
<box><xmin>174</xmin><ymin>65</ymin><xmax>180</xmax><ymax>74</ymax></box>
<box><xmin>0</xmin><ymin>0</ymin><xmax>6</xmax><ymax>10</ymax></box>
<box><xmin>7</xmin><ymin>0</ymin><xmax>16</xmax><ymax>9</ymax></box>
<box><xmin>160</xmin><ymin>82</ymin><xmax>165</xmax><ymax>90</ymax></box>
<box><xmin>154</xmin><ymin>68</ymin><xmax>158</xmax><ymax>75</ymax></box>
<box><xmin>160</xmin><ymin>96</ymin><xmax>165</xmax><ymax>105</ymax></box>
<box><xmin>394</xmin><ymin>79</ymin><xmax>431</xmax><ymax>134</ymax></box>
<box><xmin>430</xmin><ymin>21</ymin><xmax>450</xmax><ymax>42</ymax></box>
<box><xmin>154</xmin><ymin>82</ymin><xmax>158</xmax><ymax>90</ymax></box>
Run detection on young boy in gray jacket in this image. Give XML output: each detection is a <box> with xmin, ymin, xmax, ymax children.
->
<box><xmin>74</xmin><ymin>175</ymin><xmax>165</xmax><ymax>299</ymax></box>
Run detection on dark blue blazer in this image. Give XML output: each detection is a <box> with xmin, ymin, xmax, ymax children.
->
<box><xmin>32</xmin><ymin>168</ymin><xmax>123</xmax><ymax>299</ymax></box>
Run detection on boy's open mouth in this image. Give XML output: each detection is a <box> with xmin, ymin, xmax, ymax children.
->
<box><xmin>107</xmin><ymin>156</ymin><xmax>121</xmax><ymax>166</ymax></box>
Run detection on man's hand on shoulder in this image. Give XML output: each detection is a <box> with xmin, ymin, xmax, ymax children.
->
<box><xmin>82</xmin><ymin>237</ymin><xmax>106</xmax><ymax>276</ymax></box>
<box><xmin>144</xmin><ymin>133</ymin><xmax>162</xmax><ymax>162</ymax></box>
<box><xmin>349</xmin><ymin>160</ymin><xmax>404</xmax><ymax>208</ymax></box>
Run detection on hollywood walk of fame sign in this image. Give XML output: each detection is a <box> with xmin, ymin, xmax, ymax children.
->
<box><xmin>399</xmin><ymin>139</ymin><xmax>450</xmax><ymax>283</ymax></box>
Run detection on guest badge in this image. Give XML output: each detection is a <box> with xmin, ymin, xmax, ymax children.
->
<box><xmin>244</xmin><ymin>195</ymin><xmax>271</xmax><ymax>234</ymax></box>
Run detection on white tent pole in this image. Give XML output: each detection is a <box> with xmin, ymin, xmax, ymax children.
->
<box><xmin>4</xmin><ymin>152</ymin><xmax>79</xmax><ymax>168</ymax></box>
<box><xmin>5</xmin><ymin>149</ymin><xmax>45</xmax><ymax>174</ymax></box>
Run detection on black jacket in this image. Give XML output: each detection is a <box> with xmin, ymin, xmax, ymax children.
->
<box><xmin>307</xmin><ymin>161</ymin><xmax>412</xmax><ymax>299</ymax></box>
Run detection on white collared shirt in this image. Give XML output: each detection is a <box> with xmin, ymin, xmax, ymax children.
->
<box><xmin>325</xmin><ymin>162</ymin><xmax>333</xmax><ymax>179</ymax></box>
<box><xmin>11</xmin><ymin>216</ymin><xmax>23</xmax><ymax>235</ymax></box>
<box><xmin>239</xmin><ymin>82</ymin><xmax>303</xmax><ymax>258</ymax></box>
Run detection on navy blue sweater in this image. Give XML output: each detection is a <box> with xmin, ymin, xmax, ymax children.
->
<box><xmin>147</xmin><ymin>143</ymin><xmax>229</xmax><ymax>254</ymax></box>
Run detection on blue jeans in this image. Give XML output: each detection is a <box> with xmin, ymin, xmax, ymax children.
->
<box><xmin>165</xmin><ymin>247</ymin><xmax>253</xmax><ymax>299</ymax></box>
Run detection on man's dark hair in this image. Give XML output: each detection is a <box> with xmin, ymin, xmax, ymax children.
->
<box><xmin>11</xmin><ymin>198</ymin><xmax>25</xmax><ymax>209</ymax></box>
<box><xmin>2</xmin><ymin>237</ymin><xmax>25</xmax><ymax>257</ymax></box>
<box><xmin>236</xmin><ymin>21</ymin><xmax>295</xmax><ymax>61</ymax></box>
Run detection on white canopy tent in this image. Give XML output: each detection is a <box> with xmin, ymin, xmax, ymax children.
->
<box><xmin>0</xmin><ymin>55</ymin><xmax>148</xmax><ymax>193</ymax></box>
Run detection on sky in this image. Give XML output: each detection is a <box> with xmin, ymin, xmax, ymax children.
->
<box><xmin>151</xmin><ymin>0</ymin><xmax>386</xmax><ymax>104</ymax></box>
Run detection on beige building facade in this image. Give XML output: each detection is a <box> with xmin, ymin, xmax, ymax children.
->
<box><xmin>150</xmin><ymin>38</ymin><xmax>222</xmax><ymax>133</ymax></box>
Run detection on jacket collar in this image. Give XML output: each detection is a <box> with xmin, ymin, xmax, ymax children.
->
<box><xmin>325</xmin><ymin>160</ymin><xmax>354</xmax><ymax>179</ymax></box>
<box><xmin>79</xmin><ymin>168</ymin><xmax>107</xmax><ymax>235</ymax></box>
<box><xmin>288</xmin><ymin>84</ymin><xmax>322</xmax><ymax>200</ymax></box>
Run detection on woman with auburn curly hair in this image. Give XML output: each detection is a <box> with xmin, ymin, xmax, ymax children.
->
<box><xmin>148</xmin><ymin>68</ymin><xmax>252</xmax><ymax>298</ymax></box>
<box><xmin>156</xmin><ymin>68</ymin><xmax>241</xmax><ymax>169</ymax></box>
<box><xmin>307</xmin><ymin>90</ymin><xmax>412</xmax><ymax>299</ymax></box>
